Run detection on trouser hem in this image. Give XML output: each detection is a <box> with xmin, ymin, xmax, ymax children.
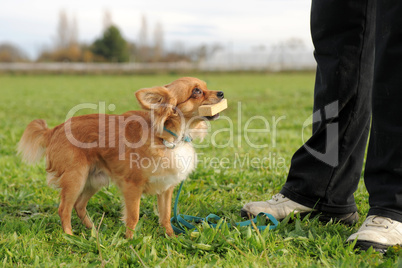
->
<box><xmin>368</xmin><ymin>208</ymin><xmax>402</xmax><ymax>223</ymax></box>
<box><xmin>281</xmin><ymin>187</ymin><xmax>358</xmax><ymax>214</ymax></box>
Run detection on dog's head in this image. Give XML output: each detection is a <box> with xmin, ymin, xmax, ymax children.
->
<box><xmin>135</xmin><ymin>77</ymin><xmax>224</xmax><ymax>135</ymax></box>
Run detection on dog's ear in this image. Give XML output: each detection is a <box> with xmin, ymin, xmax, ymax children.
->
<box><xmin>135</xmin><ymin>86</ymin><xmax>173</xmax><ymax>110</ymax></box>
<box><xmin>135</xmin><ymin>86</ymin><xmax>177</xmax><ymax>135</ymax></box>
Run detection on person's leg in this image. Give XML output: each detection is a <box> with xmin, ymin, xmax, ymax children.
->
<box><xmin>281</xmin><ymin>0</ymin><xmax>375</xmax><ymax>214</ymax></box>
<box><xmin>242</xmin><ymin>0</ymin><xmax>374</xmax><ymax>220</ymax></box>
<box><xmin>348</xmin><ymin>0</ymin><xmax>402</xmax><ymax>252</ymax></box>
<box><xmin>366</xmin><ymin>0</ymin><xmax>402</xmax><ymax>223</ymax></box>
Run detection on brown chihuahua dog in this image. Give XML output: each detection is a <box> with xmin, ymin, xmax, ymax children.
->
<box><xmin>18</xmin><ymin>77</ymin><xmax>224</xmax><ymax>238</ymax></box>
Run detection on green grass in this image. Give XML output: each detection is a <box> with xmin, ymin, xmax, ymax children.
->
<box><xmin>0</xmin><ymin>73</ymin><xmax>401</xmax><ymax>267</ymax></box>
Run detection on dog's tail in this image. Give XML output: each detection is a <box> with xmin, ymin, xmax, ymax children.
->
<box><xmin>17</xmin><ymin>119</ymin><xmax>52</xmax><ymax>164</ymax></box>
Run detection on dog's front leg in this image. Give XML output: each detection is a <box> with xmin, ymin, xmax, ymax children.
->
<box><xmin>122</xmin><ymin>181</ymin><xmax>143</xmax><ymax>239</ymax></box>
<box><xmin>157</xmin><ymin>186</ymin><xmax>175</xmax><ymax>236</ymax></box>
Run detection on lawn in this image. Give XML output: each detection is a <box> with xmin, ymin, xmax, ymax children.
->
<box><xmin>0</xmin><ymin>73</ymin><xmax>400</xmax><ymax>267</ymax></box>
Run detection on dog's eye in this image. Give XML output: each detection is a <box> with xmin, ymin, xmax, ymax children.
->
<box><xmin>193</xmin><ymin>88</ymin><xmax>202</xmax><ymax>95</ymax></box>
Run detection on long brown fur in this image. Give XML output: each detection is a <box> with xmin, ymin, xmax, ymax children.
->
<box><xmin>17</xmin><ymin>77</ymin><xmax>224</xmax><ymax>238</ymax></box>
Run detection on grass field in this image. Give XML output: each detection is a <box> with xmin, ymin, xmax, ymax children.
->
<box><xmin>0</xmin><ymin>73</ymin><xmax>401</xmax><ymax>267</ymax></box>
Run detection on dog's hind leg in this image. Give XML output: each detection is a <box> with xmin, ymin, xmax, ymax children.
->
<box><xmin>74</xmin><ymin>185</ymin><xmax>100</xmax><ymax>229</ymax></box>
<box><xmin>58</xmin><ymin>166</ymin><xmax>89</xmax><ymax>235</ymax></box>
<box><xmin>74</xmin><ymin>171</ymin><xmax>108</xmax><ymax>228</ymax></box>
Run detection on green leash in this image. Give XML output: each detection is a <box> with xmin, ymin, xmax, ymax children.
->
<box><xmin>170</xmin><ymin>181</ymin><xmax>279</xmax><ymax>234</ymax></box>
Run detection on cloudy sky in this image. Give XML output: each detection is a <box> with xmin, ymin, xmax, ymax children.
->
<box><xmin>0</xmin><ymin>0</ymin><xmax>312</xmax><ymax>59</ymax></box>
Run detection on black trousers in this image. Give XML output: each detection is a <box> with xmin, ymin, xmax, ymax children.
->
<box><xmin>280</xmin><ymin>0</ymin><xmax>402</xmax><ymax>222</ymax></box>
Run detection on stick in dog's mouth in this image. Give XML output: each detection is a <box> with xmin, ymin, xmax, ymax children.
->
<box><xmin>198</xmin><ymin>99</ymin><xmax>227</xmax><ymax>120</ymax></box>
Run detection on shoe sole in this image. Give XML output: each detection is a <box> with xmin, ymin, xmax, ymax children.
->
<box><xmin>353</xmin><ymin>240</ymin><xmax>389</xmax><ymax>253</ymax></box>
<box><xmin>306</xmin><ymin>211</ymin><xmax>359</xmax><ymax>226</ymax></box>
<box><xmin>240</xmin><ymin>209</ymin><xmax>359</xmax><ymax>226</ymax></box>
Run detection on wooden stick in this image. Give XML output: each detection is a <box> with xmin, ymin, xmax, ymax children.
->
<box><xmin>198</xmin><ymin>99</ymin><xmax>228</xmax><ymax>116</ymax></box>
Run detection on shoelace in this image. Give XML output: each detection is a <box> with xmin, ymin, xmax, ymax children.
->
<box><xmin>366</xmin><ymin>216</ymin><xmax>394</xmax><ymax>229</ymax></box>
<box><xmin>272</xmin><ymin>193</ymin><xmax>285</xmax><ymax>202</ymax></box>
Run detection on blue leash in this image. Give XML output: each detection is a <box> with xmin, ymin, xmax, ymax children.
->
<box><xmin>170</xmin><ymin>181</ymin><xmax>279</xmax><ymax>234</ymax></box>
<box><xmin>163</xmin><ymin>127</ymin><xmax>192</xmax><ymax>143</ymax></box>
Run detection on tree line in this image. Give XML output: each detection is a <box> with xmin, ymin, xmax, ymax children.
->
<box><xmin>0</xmin><ymin>10</ymin><xmax>310</xmax><ymax>67</ymax></box>
<box><xmin>0</xmin><ymin>10</ymin><xmax>220</xmax><ymax>63</ymax></box>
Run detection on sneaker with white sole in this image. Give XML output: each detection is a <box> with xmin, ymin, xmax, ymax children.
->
<box><xmin>347</xmin><ymin>215</ymin><xmax>402</xmax><ymax>253</ymax></box>
<box><xmin>241</xmin><ymin>193</ymin><xmax>314</xmax><ymax>219</ymax></box>
<box><xmin>241</xmin><ymin>193</ymin><xmax>359</xmax><ymax>225</ymax></box>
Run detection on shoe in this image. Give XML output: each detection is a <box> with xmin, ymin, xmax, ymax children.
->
<box><xmin>241</xmin><ymin>193</ymin><xmax>314</xmax><ymax>219</ymax></box>
<box><xmin>241</xmin><ymin>193</ymin><xmax>359</xmax><ymax>226</ymax></box>
<box><xmin>347</xmin><ymin>215</ymin><xmax>402</xmax><ymax>253</ymax></box>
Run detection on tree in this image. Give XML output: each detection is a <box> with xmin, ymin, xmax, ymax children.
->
<box><xmin>40</xmin><ymin>10</ymin><xmax>83</xmax><ymax>62</ymax></box>
<box><xmin>56</xmin><ymin>10</ymin><xmax>69</xmax><ymax>49</ymax></box>
<box><xmin>56</xmin><ymin>10</ymin><xmax>77</xmax><ymax>49</ymax></box>
<box><xmin>91</xmin><ymin>25</ymin><xmax>129</xmax><ymax>62</ymax></box>
<box><xmin>137</xmin><ymin>15</ymin><xmax>149</xmax><ymax>62</ymax></box>
<box><xmin>192</xmin><ymin>43</ymin><xmax>223</xmax><ymax>62</ymax></box>
<box><xmin>103</xmin><ymin>10</ymin><xmax>112</xmax><ymax>31</ymax></box>
<box><xmin>0</xmin><ymin>43</ymin><xmax>28</xmax><ymax>62</ymax></box>
<box><xmin>69</xmin><ymin>15</ymin><xmax>78</xmax><ymax>46</ymax></box>
<box><xmin>153</xmin><ymin>21</ymin><xmax>164</xmax><ymax>61</ymax></box>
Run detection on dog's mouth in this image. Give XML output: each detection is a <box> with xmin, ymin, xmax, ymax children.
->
<box><xmin>204</xmin><ymin>113</ymin><xmax>220</xmax><ymax>121</ymax></box>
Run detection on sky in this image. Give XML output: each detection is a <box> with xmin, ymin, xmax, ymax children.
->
<box><xmin>0</xmin><ymin>0</ymin><xmax>313</xmax><ymax>59</ymax></box>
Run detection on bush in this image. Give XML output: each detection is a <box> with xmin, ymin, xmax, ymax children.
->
<box><xmin>36</xmin><ymin>44</ymin><xmax>97</xmax><ymax>63</ymax></box>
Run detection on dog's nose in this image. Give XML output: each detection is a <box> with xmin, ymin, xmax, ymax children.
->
<box><xmin>217</xmin><ymin>91</ymin><xmax>224</xmax><ymax>99</ymax></box>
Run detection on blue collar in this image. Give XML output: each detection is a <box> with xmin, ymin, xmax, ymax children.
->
<box><xmin>163</xmin><ymin>127</ymin><xmax>192</xmax><ymax>143</ymax></box>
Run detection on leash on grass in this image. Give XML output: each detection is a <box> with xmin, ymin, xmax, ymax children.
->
<box><xmin>170</xmin><ymin>181</ymin><xmax>279</xmax><ymax>234</ymax></box>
